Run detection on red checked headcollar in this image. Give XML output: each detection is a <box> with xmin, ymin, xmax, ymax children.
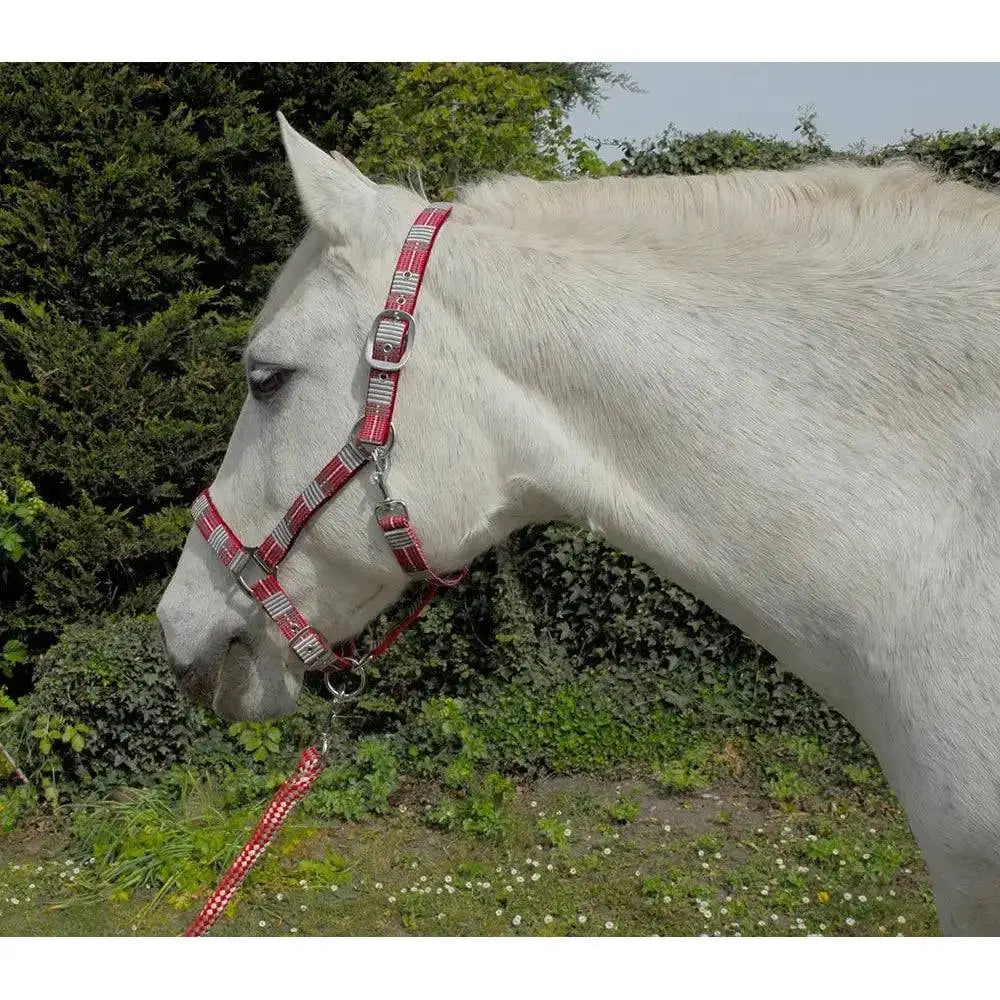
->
<box><xmin>192</xmin><ymin>203</ymin><xmax>465</xmax><ymax>685</ymax></box>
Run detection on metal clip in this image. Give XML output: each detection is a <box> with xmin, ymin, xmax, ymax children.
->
<box><xmin>365</xmin><ymin>435</ymin><xmax>408</xmax><ymax>519</ymax></box>
<box><xmin>318</xmin><ymin>661</ymin><xmax>367</xmax><ymax>757</ymax></box>
<box><xmin>369</xmin><ymin>447</ymin><xmax>392</xmax><ymax>501</ymax></box>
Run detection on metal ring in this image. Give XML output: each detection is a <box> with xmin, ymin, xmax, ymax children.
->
<box><xmin>324</xmin><ymin>664</ymin><xmax>367</xmax><ymax>702</ymax></box>
<box><xmin>365</xmin><ymin>308</ymin><xmax>416</xmax><ymax>372</ymax></box>
<box><xmin>351</xmin><ymin>417</ymin><xmax>395</xmax><ymax>455</ymax></box>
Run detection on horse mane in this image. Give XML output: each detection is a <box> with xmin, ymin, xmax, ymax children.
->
<box><xmin>454</xmin><ymin>160</ymin><xmax>1000</xmax><ymax>249</ymax></box>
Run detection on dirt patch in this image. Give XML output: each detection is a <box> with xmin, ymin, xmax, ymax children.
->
<box><xmin>0</xmin><ymin>818</ymin><xmax>62</xmax><ymax>862</ymax></box>
<box><xmin>532</xmin><ymin>773</ymin><xmax>775</xmax><ymax>837</ymax></box>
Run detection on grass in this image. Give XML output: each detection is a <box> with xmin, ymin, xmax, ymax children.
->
<box><xmin>0</xmin><ymin>730</ymin><xmax>938</xmax><ymax>936</ymax></box>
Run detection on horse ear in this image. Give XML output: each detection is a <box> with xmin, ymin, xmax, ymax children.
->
<box><xmin>277</xmin><ymin>112</ymin><xmax>378</xmax><ymax>244</ymax></box>
<box><xmin>329</xmin><ymin>150</ymin><xmax>377</xmax><ymax>189</ymax></box>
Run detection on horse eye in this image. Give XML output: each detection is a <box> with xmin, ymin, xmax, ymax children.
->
<box><xmin>248</xmin><ymin>367</ymin><xmax>290</xmax><ymax>401</ymax></box>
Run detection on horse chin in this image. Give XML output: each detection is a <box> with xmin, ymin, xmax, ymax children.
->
<box><xmin>209</xmin><ymin>640</ymin><xmax>305</xmax><ymax>721</ymax></box>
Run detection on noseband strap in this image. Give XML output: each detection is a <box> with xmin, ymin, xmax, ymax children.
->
<box><xmin>192</xmin><ymin>203</ymin><xmax>465</xmax><ymax>675</ymax></box>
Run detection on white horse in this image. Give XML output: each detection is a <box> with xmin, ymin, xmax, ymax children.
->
<box><xmin>158</xmin><ymin>116</ymin><xmax>1000</xmax><ymax>935</ymax></box>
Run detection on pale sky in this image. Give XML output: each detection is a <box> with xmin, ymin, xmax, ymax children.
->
<box><xmin>569</xmin><ymin>63</ymin><xmax>1000</xmax><ymax>157</ymax></box>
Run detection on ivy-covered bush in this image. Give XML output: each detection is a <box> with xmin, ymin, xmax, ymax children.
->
<box><xmin>364</xmin><ymin>526</ymin><xmax>860</xmax><ymax>773</ymax></box>
<box><xmin>22</xmin><ymin>616</ymin><xmax>195</xmax><ymax>785</ymax></box>
<box><xmin>874</xmin><ymin>124</ymin><xmax>1000</xmax><ymax>189</ymax></box>
<box><xmin>618</xmin><ymin>113</ymin><xmax>834</xmax><ymax>177</ymax></box>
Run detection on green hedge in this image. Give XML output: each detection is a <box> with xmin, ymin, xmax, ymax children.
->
<box><xmin>873</xmin><ymin>124</ymin><xmax>1000</xmax><ymax>188</ymax></box>
<box><xmin>0</xmin><ymin>63</ymin><xmax>398</xmax><ymax>328</ymax></box>
<box><xmin>0</xmin><ymin>61</ymin><xmax>617</xmax><ymax>666</ymax></box>
<box><xmin>0</xmin><ymin>63</ymin><xmax>406</xmax><ymax>668</ymax></box>
<box><xmin>0</xmin><ymin>294</ymin><xmax>247</xmax><ymax>652</ymax></box>
<box><xmin>618</xmin><ymin>123</ymin><xmax>832</xmax><ymax>176</ymax></box>
<box><xmin>618</xmin><ymin>118</ymin><xmax>1000</xmax><ymax>191</ymax></box>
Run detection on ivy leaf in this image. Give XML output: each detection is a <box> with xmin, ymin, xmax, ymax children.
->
<box><xmin>2</xmin><ymin>639</ymin><xmax>29</xmax><ymax>664</ymax></box>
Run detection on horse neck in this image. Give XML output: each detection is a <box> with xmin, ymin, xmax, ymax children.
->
<box><xmin>443</xmin><ymin>215</ymin><xmax>986</xmax><ymax>671</ymax></box>
<box><xmin>449</xmin><ymin>229</ymin><xmax>769</xmax><ymax>614</ymax></box>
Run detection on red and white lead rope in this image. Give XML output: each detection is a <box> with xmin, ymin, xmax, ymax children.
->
<box><xmin>183</xmin><ymin>202</ymin><xmax>465</xmax><ymax>936</ymax></box>
<box><xmin>182</xmin><ymin>747</ymin><xmax>324</xmax><ymax>936</ymax></box>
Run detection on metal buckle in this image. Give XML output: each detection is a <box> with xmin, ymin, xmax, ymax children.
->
<box><xmin>233</xmin><ymin>548</ymin><xmax>272</xmax><ymax>597</ymax></box>
<box><xmin>365</xmin><ymin>308</ymin><xmax>416</xmax><ymax>372</ymax></box>
<box><xmin>374</xmin><ymin>498</ymin><xmax>409</xmax><ymax>521</ymax></box>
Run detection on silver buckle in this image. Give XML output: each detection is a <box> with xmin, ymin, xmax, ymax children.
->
<box><xmin>374</xmin><ymin>498</ymin><xmax>409</xmax><ymax>521</ymax></box>
<box><xmin>233</xmin><ymin>548</ymin><xmax>272</xmax><ymax>597</ymax></box>
<box><xmin>365</xmin><ymin>308</ymin><xmax>416</xmax><ymax>372</ymax></box>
